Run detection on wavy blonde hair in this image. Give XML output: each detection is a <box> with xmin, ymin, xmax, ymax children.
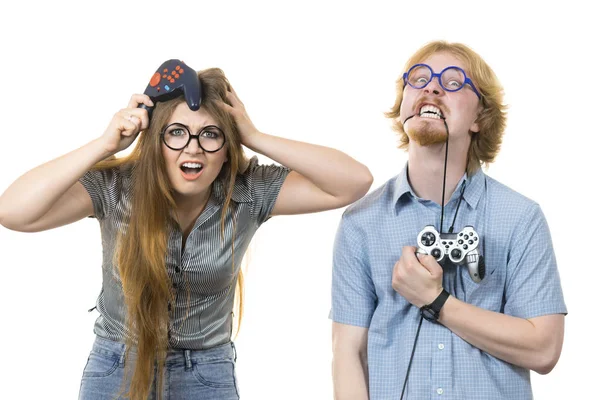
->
<box><xmin>385</xmin><ymin>40</ymin><xmax>508</xmax><ymax>175</ymax></box>
<box><xmin>94</xmin><ymin>68</ymin><xmax>247</xmax><ymax>400</ymax></box>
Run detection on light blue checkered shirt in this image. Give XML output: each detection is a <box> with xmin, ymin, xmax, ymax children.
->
<box><xmin>330</xmin><ymin>164</ymin><xmax>567</xmax><ymax>400</ymax></box>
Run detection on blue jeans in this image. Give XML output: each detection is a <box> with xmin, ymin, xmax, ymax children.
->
<box><xmin>79</xmin><ymin>336</ymin><xmax>240</xmax><ymax>399</ymax></box>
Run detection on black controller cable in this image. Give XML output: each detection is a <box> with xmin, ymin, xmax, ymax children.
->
<box><xmin>399</xmin><ymin>113</ymin><xmax>453</xmax><ymax>400</ymax></box>
<box><xmin>448</xmin><ymin>181</ymin><xmax>467</xmax><ymax>234</ymax></box>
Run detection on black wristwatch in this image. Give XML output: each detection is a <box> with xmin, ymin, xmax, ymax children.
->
<box><xmin>420</xmin><ymin>289</ymin><xmax>450</xmax><ymax>322</ymax></box>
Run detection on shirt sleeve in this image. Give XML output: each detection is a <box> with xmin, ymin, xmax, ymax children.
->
<box><xmin>78</xmin><ymin>167</ymin><xmax>122</xmax><ymax>220</ymax></box>
<box><xmin>246</xmin><ymin>156</ymin><xmax>290</xmax><ymax>225</ymax></box>
<box><xmin>504</xmin><ymin>203</ymin><xmax>567</xmax><ymax>319</ymax></box>
<box><xmin>329</xmin><ymin>214</ymin><xmax>377</xmax><ymax>328</ymax></box>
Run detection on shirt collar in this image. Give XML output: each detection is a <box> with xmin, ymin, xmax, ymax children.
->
<box><xmin>392</xmin><ymin>162</ymin><xmax>485</xmax><ymax>211</ymax></box>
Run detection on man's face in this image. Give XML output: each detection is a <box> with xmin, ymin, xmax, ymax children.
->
<box><xmin>399</xmin><ymin>52</ymin><xmax>481</xmax><ymax>146</ymax></box>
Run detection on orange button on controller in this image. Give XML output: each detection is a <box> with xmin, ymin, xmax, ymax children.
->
<box><xmin>149</xmin><ymin>72</ymin><xmax>161</xmax><ymax>87</ymax></box>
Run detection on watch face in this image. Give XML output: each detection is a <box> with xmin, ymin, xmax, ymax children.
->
<box><xmin>421</xmin><ymin>307</ymin><xmax>438</xmax><ymax>321</ymax></box>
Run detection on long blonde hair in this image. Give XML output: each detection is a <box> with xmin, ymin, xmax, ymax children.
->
<box><xmin>385</xmin><ymin>40</ymin><xmax>508</xmax><ymax>175</ymax></box>
<box><xmin>94</xmin><ymin>68</ymin><xmax>247</xmax><ymax>399</ymax></box>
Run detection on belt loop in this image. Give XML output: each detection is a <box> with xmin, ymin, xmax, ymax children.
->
<box><xmin>119</xmin><ymin>345</ymin><xmax>126</xmax><ymax>367</ymax></box>
<box><xmin>231</xmin><ymin>342</ymin><xmax>237</xmax><ymax>362</ymax></box>
<box><xmin>184</xmin><ymin>349</ymin><xmax>192</xmax><ymax>371</ymax></box>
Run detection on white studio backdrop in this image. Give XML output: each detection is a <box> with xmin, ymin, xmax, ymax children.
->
<box><xmin>0</xmin><ymin>1</ymin><xmax>597</xmax><ymax>399</ymax></box>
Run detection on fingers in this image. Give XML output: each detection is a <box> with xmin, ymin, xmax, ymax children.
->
<box><xmin>400</xmin><ymin>246</ymin><xmax>440</xmax><ymax>276</ymax></box>
<box><xmin>127</xmin><ymin>94</ymin><xmax>154</xmax><ymax>109</ymax></box>
<box><xmin>417</xmin><ymin>253</ymin><xmax>443</xmax><ymax>278</ymax></box>
<box><xmin>216</xmin><ymin>100</ymin><xmax>235</xmax><ymax>114</ymax></box>
<box><xmin>116</xmin><ymin>115</ymin><xmax>139</xmax><ymax>137</ymax></box>
<box><xmin>127</xmin><ymin>108</ymin><xmax>150</xmax><ymax>130</ymax></box>
<box><xmin>226</xmin><ymin>82</ymin><xmax>239</xmax><ymax>98</ymax></box>
<box><xmin>117</xmin><ymin>107</ymin><xmax>150</xmax><ymax>130</ymax></box>
<box><xmin>401</xmin><ymin>246</ymin><xmax>419</xmax><ymax>266</ymax></box>
<box><xmin>225</xmin><ymin>85</ymin><xmax>244</xmax><ymax>108</ymax></box>
<box><xmin>116</xmin><ymin>110</ymin><xmax>144</xmax><ymax>136</ymax></box>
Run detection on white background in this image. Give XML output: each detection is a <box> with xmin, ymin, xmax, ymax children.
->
<box><xmin>0</xmin><ymin>1</ymin><xmax>598</xmax><ymax>399</ymax></box>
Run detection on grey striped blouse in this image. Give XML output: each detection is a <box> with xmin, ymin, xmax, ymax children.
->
<box><xmin>79</xmin><ymin>156</ymin><xmax>289</xmax><ymax>349</ymax></box>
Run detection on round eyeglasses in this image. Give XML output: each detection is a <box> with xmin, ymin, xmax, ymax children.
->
<box><xmin>161</xmin><ymin>123</ymin><xmax>226</xmax><ymax>152</ymax></box>
<box><xmin>403</xmin><ymin>64</ymin><xmax>481</xmax><ymax>99</ymax></box>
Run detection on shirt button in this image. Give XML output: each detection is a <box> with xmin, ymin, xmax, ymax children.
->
<box><xmin>175</xmin><ymin>266</ymin><xmax>181</xmax><ymax>273</ymax></box>
<box><xmin>438</xmin><ymin>343</ymin><xmax>445</xmax><ymax>350</ymax></box>
<box><xmin>437</xmin><ymin>388</ymin><xmax>444</xmax><ymax>395</ymax></box>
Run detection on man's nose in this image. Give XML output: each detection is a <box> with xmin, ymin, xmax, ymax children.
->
<box><xmin>423</xmin><ymin>77</ymin><xmax>444</xmax><ymax>96</ymax></box>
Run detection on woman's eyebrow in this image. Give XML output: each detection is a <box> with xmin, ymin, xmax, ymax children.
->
<box><xmin>170</xmin><ymin>122</ymin><xmax>220</xmax><ymax>131</ymax></box>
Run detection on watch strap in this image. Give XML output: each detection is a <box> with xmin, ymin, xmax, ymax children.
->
<box><xmin>420</xmin><ymin>289</ymin><xmax>450</xmax><ymax>322</ymax></box>
<box><xmin>429</xmin><ymin>289</ymin><xmax>450</xmax><ymax>313</ymax></box>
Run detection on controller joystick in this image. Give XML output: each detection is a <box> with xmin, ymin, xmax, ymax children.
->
<box><xmin>416</xmin><ymin>225</ymin><xmax>485</xmax><ymax>283</ymax></box>
<box><xmin>138</xmin><ymin>59</ymin><xmax>202</xmax><ymax>119</ymax></box>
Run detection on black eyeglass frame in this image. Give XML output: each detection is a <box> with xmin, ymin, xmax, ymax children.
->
<box><xmin>160</xmin><ymin>123</ymin><xmax>227</xmax><ymax>153</ymax></box>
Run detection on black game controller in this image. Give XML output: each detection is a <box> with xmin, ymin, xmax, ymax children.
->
<box><xmin>416</xmin><ymin>225</ymin><xmax>485</xmax><ymax>283</ymax></box>
<box><xmin>138</xmin><ymin>59</ymin><xmax>201</xmax><ymax>119</ymax></box>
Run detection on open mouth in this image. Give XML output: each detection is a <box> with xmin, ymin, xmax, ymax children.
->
<box><xmin>180</xmin><ymin>162</ymin><xmax>204</xmax><ymax>180</ymax></box>
<box><xmin>419</xmin><ymin>104</ymin><xmax>444</xmax><ymax>120</ymax></box>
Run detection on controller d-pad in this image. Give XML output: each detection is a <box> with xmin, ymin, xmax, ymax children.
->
<box><xmin>421</xmin><ymin>232</ymin><xmax>436</xmax><ymax>246</ymax></box>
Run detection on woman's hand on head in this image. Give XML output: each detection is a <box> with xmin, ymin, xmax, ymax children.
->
<box><xmin>99</xmin><ymin>94</ymin><xmax>154</xmax><ymax>155</ymax></box>
<box><xmin>218</xmin><ymin>86</ymin><xmax>261</xmax><ymax>147</ymax></box>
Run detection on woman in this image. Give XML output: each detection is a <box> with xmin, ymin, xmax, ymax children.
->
<box><xmin>0</xmin><ymin>68</ymin><xmax>373</xmax><ymax>399</ymax></box>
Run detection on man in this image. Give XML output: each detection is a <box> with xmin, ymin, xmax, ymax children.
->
<box><xmin>330</xmin><ymin>41</ymin><xmax>566</xmax><ymax>399</ymax></box>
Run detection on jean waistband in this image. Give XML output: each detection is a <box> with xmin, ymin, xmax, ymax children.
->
<box><xmin>91</xmin><ymin>335</ymin><xmax>237</xmax><ymax>366</ymax></box>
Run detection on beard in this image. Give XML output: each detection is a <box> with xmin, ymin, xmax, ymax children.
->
<box><xmin>406</xmin><ymin>118</ymin><xmax>447</xmax><ymax>146</ymax></box>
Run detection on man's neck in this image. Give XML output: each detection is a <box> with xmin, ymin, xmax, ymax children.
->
<box><xmin>407</xmin><ymin>139</ymin><xmax>469</xmax><ymax>206</ymax></box>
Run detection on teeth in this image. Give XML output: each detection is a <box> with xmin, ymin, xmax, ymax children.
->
<box><xmin>182</xmin><ymin>162</ymin><xmax>202</xmax><ymax>168</ymax></box>
<box><xmin>419</xmin><ymin>105</ymin><xmax>443</xmax><ymax>118</ymax></box>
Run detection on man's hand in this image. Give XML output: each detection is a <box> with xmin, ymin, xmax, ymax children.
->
<box><xmin>391</xmin><ymin>246</ymin><xmax>444</xmax><ymax>307</ymax></box>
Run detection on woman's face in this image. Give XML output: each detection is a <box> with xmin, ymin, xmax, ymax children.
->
<box><xmin>161</xmin><ymin>102</ymin><xmax>228</xmax><ymax>200</ymax></box>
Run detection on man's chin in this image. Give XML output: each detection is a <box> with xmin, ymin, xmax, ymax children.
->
<box><xmin>407</xmin><ymin>125</ymin><xmax>447</xmax><ymax>146</ymax></box>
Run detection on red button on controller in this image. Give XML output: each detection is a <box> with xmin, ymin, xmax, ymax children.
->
<box><xmin>149</xmin><ymin>72</ymin><xmax>161</xmax><ymax>87</ymax></box>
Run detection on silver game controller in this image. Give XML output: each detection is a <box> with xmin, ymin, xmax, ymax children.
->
<box><xmin>416</xmin><ymin>225</ymin><xmax>485</xmax><ymax>283</ymax></box>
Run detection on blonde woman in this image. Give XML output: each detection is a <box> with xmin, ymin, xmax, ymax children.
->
<box><xmin>0</xmin><ymin>68</ymin><xmax>372</xmax><ymax>400</ymax></box>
